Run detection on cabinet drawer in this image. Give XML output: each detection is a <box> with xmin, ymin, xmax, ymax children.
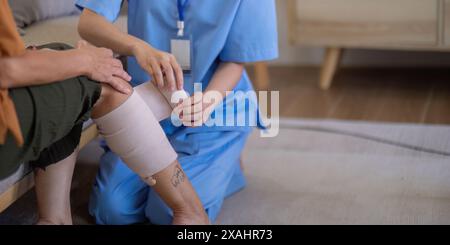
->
<box><xmin>289</xmin><ymin>0</ymin><xmax>439</xmax><ymax>47</ymax></box>
<box><xmin>445</xmin><ymin>0</ymin><xmax>450</xmax><ymax>46</ymax></box>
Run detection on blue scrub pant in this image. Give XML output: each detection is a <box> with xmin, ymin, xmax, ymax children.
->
<box><xmin>88</xmin><ymin>129</ymin><xmax>250</xmax><ymax>225</ymax></box>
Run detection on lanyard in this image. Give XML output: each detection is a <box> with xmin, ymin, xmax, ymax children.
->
<box><xmin>177</xmin><ymin>0</ymin><xmax>190</xmax><ymax>36</ymax></box>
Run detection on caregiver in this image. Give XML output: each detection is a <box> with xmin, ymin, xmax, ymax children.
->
<box><xmin>76</xmin><ymin>0</ymin><xmax>278</xmax><ymax>225</ymax></box>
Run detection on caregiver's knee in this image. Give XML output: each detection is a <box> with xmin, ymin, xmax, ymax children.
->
<box><xmin>92</xmin><ymin>84</ymin><xmax>131</xmax><ymax>119</ymax></box>
<box><xmin>92</xmin><ymin>188</ymin><xmax>144</xmax><ymax>225</ymax></box>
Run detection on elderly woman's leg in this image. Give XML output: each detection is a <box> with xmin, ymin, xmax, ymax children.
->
<box><xmin>35</xmin><ymin>149</ymin><xmax>78</xmax><ymax>225</ymax></box>
<box><xmin>90</xmin><ymin>84</ymin><xmax>208</xmax><ymax>224</ymax></box>
<box><xmin>34</xmin><ymin>81</ymin><xmax>207</xmax><ymax>225</ymax></box>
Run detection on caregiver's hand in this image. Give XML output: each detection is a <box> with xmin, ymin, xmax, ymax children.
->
<box><xmin>77</xmin><ymin>40</ymin><xmax>132</xmax><ymax>94</ymax></box>
<box><xmin>174</xmin><ymin>91</ymin><xmax>223</xmax><ymax>127</ymax></box>
<box><xmin>132</xmin><ymin>42</ymin><xmax>183</xmax><ymax>91</ymax></box>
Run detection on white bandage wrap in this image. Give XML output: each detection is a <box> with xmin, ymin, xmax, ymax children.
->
<box><xmin>134</xmin><ymin>82</ymin><xmax>189</xmax><ymax>121</ymax></box>
<box><xmin>134</xmin><ymin>82</ymin><xmax>173</xmax><ymax>121</ymax></box>
<box><xmin>93</xmin><ymin>90</ymin><xmax>178</xmax><ymax>179</ymax></box>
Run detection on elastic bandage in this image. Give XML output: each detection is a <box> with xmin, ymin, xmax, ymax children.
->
<box><xmin>93</xmin><ymin>88</ymin><xmax>177</xmax><ymax>180</ymax></box>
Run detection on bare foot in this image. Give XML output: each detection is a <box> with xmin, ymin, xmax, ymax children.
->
<box><xmin>36</xmin><ymin>220</ymin><xmax>57</xmax><ymax>225</ymax></box>
<box><xmin>36</xmin><ymin>217</ymin><xmax>72</xmax><ymax>225</ymax></box>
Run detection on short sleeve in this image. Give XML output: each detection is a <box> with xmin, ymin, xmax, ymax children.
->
<box><xmin>219</xmin><ymin>0</ymin><xmax>279</xmax><ymax>63</ymax></box>
<box><xmin>76</xmin><ymin>0</ymin><xmax>123</xmax><ymax>23</ymax></box>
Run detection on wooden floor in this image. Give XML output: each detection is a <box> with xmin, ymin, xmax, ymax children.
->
<box><xmin>247</xmin><ymin>66</ymin><xmax>450</xmax><ymax>124</ymax></box>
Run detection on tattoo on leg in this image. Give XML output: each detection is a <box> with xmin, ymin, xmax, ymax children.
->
<box><xmin>171</xmin><ymin>166</ymin><xmax>185</xmax><ymax>188</ymax></box>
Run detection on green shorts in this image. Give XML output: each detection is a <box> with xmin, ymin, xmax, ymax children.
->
<box><xmin>0</xmin><ymin>43</ymin><xmax>102</xmax><ymax>180</ymax></box>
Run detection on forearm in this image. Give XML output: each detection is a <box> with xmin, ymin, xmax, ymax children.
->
<box><xmin>0</xmin><ymin>49</ymin><xmax>89</xmax><ymax>89</ymax></box>
<box><xmin>78</xmin><ymin>9</ymin><xmax>146</xmax><ymax>56</ymax></box>
<box><xmin>204</xmin><ymin>62</ymin><xmax>244</xmax><ymax>96</ymax></box>
<box><xmin>79</xmin><ymin>9</ymin><xmax>185</xmax><ymax>90</ymax></box>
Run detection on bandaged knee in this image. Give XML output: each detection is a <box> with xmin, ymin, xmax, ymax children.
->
<box><xmin>134</xmin><ymin>82</ymin><xmax>189</xmax><ymax>120</ymax></box>
<box><xmin>93</xmin><ymin>86</ymin><xmax>178</xmax><ymax>181</ymax></box>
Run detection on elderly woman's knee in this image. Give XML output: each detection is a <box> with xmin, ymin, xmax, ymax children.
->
<box><xmin>91</xmin><ymin>84</ymin><xmax>132</xmax><ymax>118</ymax></box>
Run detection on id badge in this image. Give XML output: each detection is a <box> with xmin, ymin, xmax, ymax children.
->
<box><xmin>170</xmin><ymin>35</ymin><xmax>193</xmax><ymax>75</ymax></box>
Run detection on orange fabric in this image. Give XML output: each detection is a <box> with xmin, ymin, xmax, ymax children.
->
<box><xmin>0</xmin><ymin>0</ymin><xmax>26</xmax><ymax>146</ymax></box>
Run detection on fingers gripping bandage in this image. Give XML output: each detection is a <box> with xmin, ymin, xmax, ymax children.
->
<box><xmin>93</xmin><ymin>88</ymin><xmax>178</xmax><ymax>182</ymax></box>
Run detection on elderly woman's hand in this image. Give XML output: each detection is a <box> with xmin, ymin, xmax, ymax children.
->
<box><xmin>77</xmin><ymin>40</ymin><xmax>132</xmax><ymax>94</ymax></box>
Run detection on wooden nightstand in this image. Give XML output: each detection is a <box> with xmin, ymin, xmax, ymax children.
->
<box><xmin>288</xmin><ymin>0</ymin><xmax>450</xmax><ymax>89</ymax></box>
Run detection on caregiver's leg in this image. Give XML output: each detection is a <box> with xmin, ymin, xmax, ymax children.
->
<box><xmin>91</xmin><ymin>85</ymin><xmax>208</xmax><ymax>225</ymax></box>
<box><xmin>35</xmin><ymin>149</ymin><xmax>78</xmax><ymax>225</ymax></box>
<box><xmin>89</xmin><ymin>151</ymin><xmax>149</xmax><ymax>225</ymax></box>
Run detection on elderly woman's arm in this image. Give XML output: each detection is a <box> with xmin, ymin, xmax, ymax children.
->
<box><xmin>0</xmin><ymin>41</ymin><xmax>132</xmax><ymax>93</ymax></box>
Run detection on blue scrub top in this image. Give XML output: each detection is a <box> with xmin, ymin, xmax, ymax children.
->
<box><xmin>76</xmin><ymin>0</ymin><xmax>278</xmax><ymax>133</ymax></box>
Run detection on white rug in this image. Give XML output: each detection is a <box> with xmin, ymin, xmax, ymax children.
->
<box><xmin>216</xmin><ymin>119</ymin><xmax>450</xmax><ymax>225</ymax></box>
